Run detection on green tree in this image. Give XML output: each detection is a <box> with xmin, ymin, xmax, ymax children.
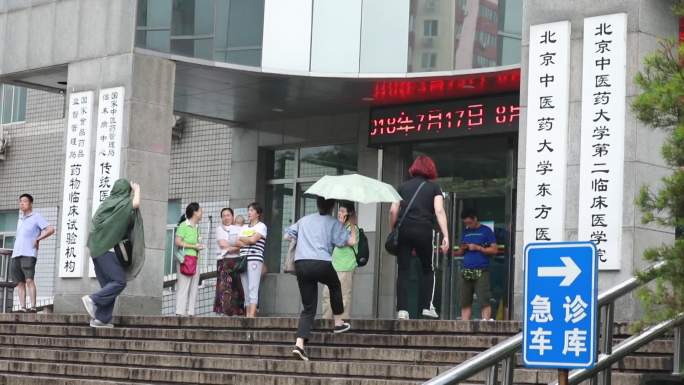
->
<box><xmin>632</xmin><ymin>1</ymin><xmax>684</xmax><ymax>327</ymax></box>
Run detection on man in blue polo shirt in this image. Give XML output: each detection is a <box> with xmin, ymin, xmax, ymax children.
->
<box><xmin>454</xmin><ymin>208</ymin><xmax>498</xmax><ymax>320</ymax></box>
<box><xmin>11</xmin><ymin>194</ymin><xmax>55</xmax><ymax>312</ymax></box>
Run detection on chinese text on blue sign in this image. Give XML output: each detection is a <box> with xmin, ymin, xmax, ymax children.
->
<box><xmin>524</xmin><ymin>242</ymin><xmax>597</xmax><ymax>369</ymax></box>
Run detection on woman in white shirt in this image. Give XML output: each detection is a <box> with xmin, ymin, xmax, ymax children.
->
<box><xmin>237</xmin><ymin>202</ymin><xmax>267</xmax><ymax>318</ymax></box>
<box><xmin>213</xmin><ymin>208</ymin><xmax>245</xmax><ymax>316</ymax></box>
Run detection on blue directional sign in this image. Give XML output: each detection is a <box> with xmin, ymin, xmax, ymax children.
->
<box><xmin>523</xmin><ymin>242</ymin><xmax>598</xmax><ymax>369</ymax></box>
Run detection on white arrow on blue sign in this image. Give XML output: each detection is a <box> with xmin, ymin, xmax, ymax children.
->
<box><xmin>523</xmin><ymin>242</ymin><xmax>598</xmax><ymax>369</ymax></box>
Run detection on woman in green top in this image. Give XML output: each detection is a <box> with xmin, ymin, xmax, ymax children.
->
<box><xmin>175</xmin><ymin>202</ymin><xmax>205</xmax><ymax>316</ymax></box>
<box><xmin>322</xmin><ymin>201</ymin><xmax>358</xmax><ymax>320</ymax></box>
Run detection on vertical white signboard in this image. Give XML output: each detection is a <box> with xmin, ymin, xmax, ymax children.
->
<box><xmin>523</xmin><ymin>21</ymin><xmax>572</xmax><ymax>247</ymax></box>
<box><xmin>58</xmin><ymin>91</ymin><xmax>94</xmax><ymax>277</ymax></box>
<box><xmin>578</xmin><ymin>14</ymin><xmax>627</xmax><ymax>270</ymax></box>
<box><xmin>89</xmin><ymin>87</ymin><xmax>125</xmax><ymax>276</ymax></box>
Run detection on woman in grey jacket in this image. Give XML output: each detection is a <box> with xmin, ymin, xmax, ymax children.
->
<box><xmin>287</xmin><ymin>197</ymin><xmax>356</xmax><ymax>361</ymax></box>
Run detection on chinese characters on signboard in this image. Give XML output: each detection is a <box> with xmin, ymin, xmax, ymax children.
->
<box><xmin>92</xmin><ymin>87</ymin><xmax>124</xmax><ymax>214</ymax></box>
<box><xmin>88</xmin><ymin>87</ymin><xmax>125</xmax><ymax>277</ymax></box>
<box><xmin>578</xmin><ymin>14</ymin><xmax>626</xmax><ymax>270</ymax></box>
<box><xmin>58</xmin><ymin>91</ymin><xmax>94</xmax><ymax>278</ymax></box>
<box><xmin>523</xmin><ymin>21</ymin><xmax>571</xmax><ymax>248</ymax></box>
<box><xmin>524</xmin><ymin>243</ymin><xmax>597</xmax><ymax>369</ymax></box>
<box><xmin>368</xmin><ymin>94</ymin><xmax>519</xmax><ymax>146</ymax></box>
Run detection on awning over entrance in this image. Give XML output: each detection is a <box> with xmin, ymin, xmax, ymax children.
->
<box><xmin>1</xmin><ymin>54</ymin><xmax>519</xmax><ymax>125</ymax></box>
<box><xmin>173</xmin><ymin>60</ymin><xmax>520</xmax><ymax>124</ymax></box>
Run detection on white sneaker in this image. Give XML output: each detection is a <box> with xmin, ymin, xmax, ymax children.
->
<box><xmin>81</xmin><ymin>295</ymin><xmax>96</xmax><ymax>319</ymax></box>
<box><xmin>422</xmin><ymin>308</ymin><xmax>439</xmax><ymax>319</ymax></box>
<box><xmin>89</xmin><ymin>319</ymin><xmax>114</xmax><ymax>328</ymax></box>
<box><xmin>397</xmin><ymin>310</ymin><xmax>410</xmax><ymax>320</ymax></box>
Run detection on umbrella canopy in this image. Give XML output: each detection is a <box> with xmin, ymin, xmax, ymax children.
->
<box><xmin>304</xmin><ymin>174</ymin><xmax>402</xmax><ymax>204</ymax></box>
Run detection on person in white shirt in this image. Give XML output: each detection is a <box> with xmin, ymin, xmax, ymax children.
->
<box><xmin>213</xmin><ymin>208</ymin><xmax>245</xmax><ymax>316</ymax></box>
<box><xmin>236</xmin><ymin>202</ymin><xmax>267</xmax><ymax>318</ymax></box>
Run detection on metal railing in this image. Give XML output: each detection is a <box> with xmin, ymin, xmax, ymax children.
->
<box><xmin>424</xmin><ymin>261</ymin><xmax>681</xmax><ymax>385</ymax></box>
<box><xmin>0</xmin><ymin>249</ymin><xmax>15</xmax><ymax>313</ymax></box>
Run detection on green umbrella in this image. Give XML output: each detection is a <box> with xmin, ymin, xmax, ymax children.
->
<box><xmin>304</xmin><ymin>174</ymin><xmax>402</xmax><ymax>204</ymax></box>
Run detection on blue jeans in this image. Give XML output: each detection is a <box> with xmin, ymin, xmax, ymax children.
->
<box><xmin>91</xmin><ymin>251</ymin><xmax>126</xmax><ymax>323</ymax></box>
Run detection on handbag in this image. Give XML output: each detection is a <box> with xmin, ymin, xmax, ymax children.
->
<box><xmin>179</xmin><ymin>255</ymin><xmax>198</xmax><ymax>276</ymax></box>
<box><xmin>114</xmin><ymin>217</ymin><xmax>134</xmax><ymax>267</ymax></box>
<box><xmin>284</xmin><ymin>239</ymin><xmax>296</xmax><ymax>275</ymax></box>
<box><xmin>234</xmin><ymin>255</ymin><xmax>248</xmax><ymax>274</ymax></box>
<box><xmin>177</xmin><ymin>223</ymin><xmax>200</xmax><ymax>275</ymax></box>
<box><xmin>384</xmin><ymin>181</ymin><xmax>427</xmax><ymax>255</ymax></box>
<box><xmin>113</xmin><ymin>239</ymin><xmax>133</xmax><ymax>267</ymax></box>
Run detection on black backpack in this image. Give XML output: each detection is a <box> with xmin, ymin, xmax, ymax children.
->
<box><xmin>353</xmin><ymin>228</ymin><xmax>370</xmax><ymax>267</ymax></box>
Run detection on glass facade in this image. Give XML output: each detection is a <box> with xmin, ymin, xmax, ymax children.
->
<box><xmin>262</xmin><ymin>144</ymin><xmax>357</xmax><ymax>273</ymax></box>
<box><xmin>0</xmin><ymin>211</ymin><xmax>17</xmax><ymax>250</ymax></box>
<box><xmin>0</xmin><ymin>84</ymin><xmax>26</xmax><ymax>124</ymax></box>
<box><xmin>164</xmin><ymin>199</ymin><xmax>182</xmax><ymax>276</ymax></box>
<box><xmin>407</xmin><ymin>0</ymin><xmax>522</xmax><ymax>72</ymax></box>
<box><xmin>137</xmin><ymin>0</ymin><xmax>521</xmax><ymax>73</ymax></box>
<box><xmin>136</xmin><ymin>0</ymin><xmax>264</xmax><ymax>66</ymax></box>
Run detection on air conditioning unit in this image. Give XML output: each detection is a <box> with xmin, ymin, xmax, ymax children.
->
<box><xmin>0</xmin><ymin>128</ymin><xmax>9</xmax><ymax>161</ymax></box>
<box><xmin>422</xmin><ymin>37</ymin><xmax>435</xmax><ymax>48</ymax></box>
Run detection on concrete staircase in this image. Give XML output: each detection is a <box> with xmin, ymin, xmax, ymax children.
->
<box><xmin>0</xmin><ymin>314</ymin><xmax>674</xmax><ymax>385</ymax></box>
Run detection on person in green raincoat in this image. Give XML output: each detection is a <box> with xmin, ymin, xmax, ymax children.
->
<box><xmin>82</xmin><ymin>179</ymin><xmax>144</xmax><ymax>328</ymax></box>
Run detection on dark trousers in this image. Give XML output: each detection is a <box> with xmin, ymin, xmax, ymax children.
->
<box><xmin>91</xmin><ymin>251</ymin><xmax>127</xmax><ymax>323</ymax></box>
<box><xmin>396</xmin><ymin>225</ymin><xmax>435</xmax><ymax>312</ymax></box>
<box><xmin>295</xmin><ymin>259</ymin><xmax>343</xmax><ymax>340</ymax></box>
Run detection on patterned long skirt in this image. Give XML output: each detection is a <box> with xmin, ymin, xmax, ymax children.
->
<box><xmin>213</xmin><ymin>258</ymin><xmax>245</xmax><ymax>316</ymax></box>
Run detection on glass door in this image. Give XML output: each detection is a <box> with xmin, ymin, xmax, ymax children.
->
<box><xmin>439</xmin><ymin>192</ymin><xmax>513</xmax><ymax>320</ymax></box>
<box><xmin>405</xmin><ymin>135</ymin><xmax>516</xmax><ymax>320</ymax></box>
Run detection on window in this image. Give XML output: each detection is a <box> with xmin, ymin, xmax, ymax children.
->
<box><xmin>423</xmin><ymin>20</ymin><xmax>438</xmax><ymax>37</ymax></box>
<box><xmin>477</xmin><ymin>30</ymin><xmax>497</xmax><ymax>48</ymax></box>
<box><xmin>474</xmin><ymin>54</ymin><xmax>496</xmax><ymax>68</ymax></box>
<box><xmin>136</xmin><ymin>0</ymin><xmax>264</xmax><ymax>66</ymax></box>
<box><xmin>164</xmin><ymin>200</ymin><xmax>182</xmax><ymax>276</ymax></box>
<box><xmin>0</xmin><ymin>84</ymin><xmax>26</xmax><ymax>124</ymax></box>
<box><xmin>478</xmin><ymin>4</ymin><xmax>498</xmax><ymax>23</ymax></box>
<box><xmin>263</xmin><ymin>144</ymin><xmax>358</xmax><ymax>273</ymax></box>
<box><xmin>455</xmin><ymin>22</ymin><xmax>463</xmax><ymax>38</ymax></box>
<box><xmin>0</xmin><ymin>211</ymin><xmax>17</xmax><ymax>250</ymax></box>
<box><xmin>421</xmin><ymin>52</ymin><xmax>437</xmax><ymax>69</ymax></box>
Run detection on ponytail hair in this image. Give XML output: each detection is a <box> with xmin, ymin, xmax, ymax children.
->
<box><xmin>177</xmin><ymin>214</ymin><xmax>186</xmax><ymax>227</ymax></box>
<box><xmin>178</xmin><ymin>202</ymin><xmax>201</xmax><ymax>225</ymax></box>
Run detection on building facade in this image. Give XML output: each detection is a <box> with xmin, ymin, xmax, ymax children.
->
<box><xmin>0</xmin><ymin>0</ymin><xmax>676</xmax><ymax>320</ymax></box>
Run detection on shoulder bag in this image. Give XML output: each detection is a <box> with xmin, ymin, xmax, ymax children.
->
<box><xmin>179</xmin><ymin>225</ymin><xmax>200</xmax><ymax>276</ymax></box>
<box><xmin>384</xmin><ymin>181</ymin><xmax>427</xmax><ymax>256</ymax></box>
<box><xmin>114</xmin><ymin>216</ymin><xmax>135</xmax><ymax>267</ymax></box>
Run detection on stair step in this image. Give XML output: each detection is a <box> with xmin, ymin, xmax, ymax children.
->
<box><xmin>0</xmin><ymin>324</ymin><xmax>510</xmax><ymax>349</ymax></box>
<box><xmin>0</xmin><ymin>314</ymin><xmax>523</xmax><ymax>334</ymax></box>
<box><xmin>0</xmin><ymin>334</ymin><xmax>477</xmax><ymax>364</ymax></box>
<box><xmin>0</xmin><ymin>336</ymin><xmax>672</xmax><ymax>373</ymax></box>
<box><xmin>0</xmin><ymin>347</ymin><xmax>448</xmax><ymax>381</ymax></box>
<box><xmin>0</xmin><ymin>374</ymin><xmax>135</xmax><ymax>385</ymax></box>
<box><xmin>0</xmin><ymin>359</ymin><xmax>425</xmax><ymax>385</ymax></box>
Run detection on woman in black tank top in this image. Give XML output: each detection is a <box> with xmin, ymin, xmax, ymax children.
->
<box><xmin>388</xmin><ymin>155</ymin><xmax>450</xmax><ymax>320</ymax></box>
